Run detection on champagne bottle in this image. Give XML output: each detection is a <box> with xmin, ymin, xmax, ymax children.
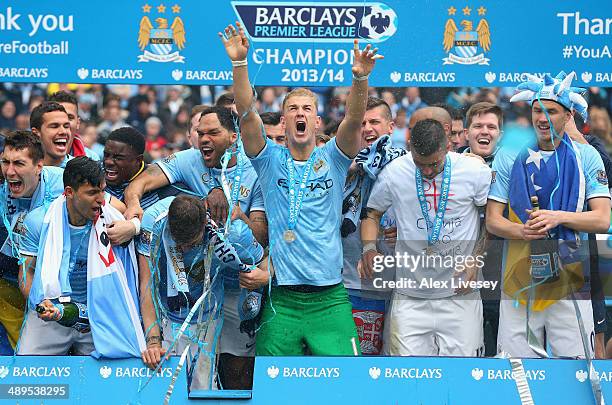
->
<box><xmin>529</xmin><ymin>196</ymin><xmax>560</xmax><ymax>283</ymax></box>
<box><xmin>36</xmin><ymin>301</ymin><xmax>90</xmax><ymax>333</ymax></box>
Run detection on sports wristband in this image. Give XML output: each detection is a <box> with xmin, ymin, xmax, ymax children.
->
<box><xmin>353</xmin><ymin>74</ymin><xmax>369</xmax><ymax>81</ymax></box>
<box><xmin>130</xmin><ymin>217</ymin><xmax>141</xmax><ymax>235</ymax></box>
<box><xmin>232</xmin><ymin>59</ymin><xmax>248</xmax><ymax>67</ymax></box>
<box><xmin>362</xmin><ymin>242</ymin><xmax>377</xmax><ymax>254</ymax></box>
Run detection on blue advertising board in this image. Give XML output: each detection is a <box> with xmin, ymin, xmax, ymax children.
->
<box><xmin>0</xmin><ymin>1</ymin><xmax>610</xmax><ymax>86</ymax></box>
<box><xmin>0</xmin><ymin>355</ymin><xmax>611</xmax><ymax>404</ymax></box>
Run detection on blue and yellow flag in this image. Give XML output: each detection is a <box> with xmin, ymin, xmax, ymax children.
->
<box><xmin>503</xmin><ymin>134</ymin><xmax>589</xmax><ymax>310</ymax></box>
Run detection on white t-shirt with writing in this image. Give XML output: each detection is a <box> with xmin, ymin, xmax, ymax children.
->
<box><xmin>367</xmin><ymin>152</ymin><xmax>492</xmax><ymax>298</ymax></box>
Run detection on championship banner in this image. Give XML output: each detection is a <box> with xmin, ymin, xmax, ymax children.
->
<box><xmin>0</xmin><ymin>1</ymin><xmax>609</xmax><ymax>86</ymax></box>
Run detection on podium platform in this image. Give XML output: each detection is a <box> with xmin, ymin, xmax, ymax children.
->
<box><xmin>0</xmin><ymin>355</ymin><xmax>609</xmax><ymax>404</ymax></box>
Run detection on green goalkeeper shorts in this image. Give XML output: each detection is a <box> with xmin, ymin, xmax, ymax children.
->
<box><xmin>255</xmin><ymin>283</ymin><xmax>360</xmax><ymax>356</ymax></box>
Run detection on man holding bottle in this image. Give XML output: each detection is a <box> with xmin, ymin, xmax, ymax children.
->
<box><xmin>17</xmin><ymin>157</ymin><xmax>144</xmax><ymax>357</ymax></box>
<box><xmin>486</xmin><ymin>72</ymin><xmax>611</xmax><ymax>357</ymax></box>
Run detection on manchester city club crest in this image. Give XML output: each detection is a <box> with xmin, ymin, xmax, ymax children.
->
<box><xmin>442</xmin><ymin>5</ymin><xmax>491</xmax><ymax>65</ymax></box>
<box><xmin>137</xmin><ymin>3</ymin><xmax>186</xmax><ymax>63</ymax></box>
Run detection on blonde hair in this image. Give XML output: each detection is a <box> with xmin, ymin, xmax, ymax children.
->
<box><xmin>282</xmin><ymin>88</ymin><xmax>318</xmax><ymax>112</ymax></box>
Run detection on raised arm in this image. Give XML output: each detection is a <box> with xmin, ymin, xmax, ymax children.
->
<box><xmin>124</xmin><ymin>164</ymin><xmax>170</xmax><ymax>220</ymax></box>
<box><xmin>336</xmin><ymin>41</ymin><xmax>384</xmax><ymax>158</ymax></box>
<box><xmin>219</xmin><ymin>22</ymin><xmax>265</xmax><ymax>157</ymax></box>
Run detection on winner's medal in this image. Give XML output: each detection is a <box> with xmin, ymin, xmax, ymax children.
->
<box><xmin>415</xmin><ymin>155</ymin><xmax>451</xmax><ymax>253</ymax></box>
<box><xmin>283</xmin><ymin>229</ymin><xmax>296</xmax><ymax>243</ymax></box>
<box><xmin>285</xmin><ymin>148</ymin><xmax>318</xmax><ymax>244</ymax></box>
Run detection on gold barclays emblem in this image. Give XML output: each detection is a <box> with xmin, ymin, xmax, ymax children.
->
<box><xmin>138</xmin><ymin>3</ymin><xmax>186</xmax><ymax>63</ymax></box>
<box><xmin>442</xmin><ymin>5</ymin><xmax>491</xmax><ymax>65</ymax></box>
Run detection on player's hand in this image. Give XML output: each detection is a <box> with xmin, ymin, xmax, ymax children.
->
<box><xmin>239</xmin><ymin>267</ymin><xmax>269</xmax><ymax>290</ymax></box>
<box><xmin>141</xmin><ymin>345</ymin><xmax>166</xmax><ymax>370</ymax></box>
<box><xmin>230</xmin><ymin>204</ymin><xmax>248</xmax><ymax>223</ymax></box>
<box><xmin>520</xmin><ymin>222</ymin><xmax>546</xmax><ymax>241</ymax></box>
<box><xmin>219</xmin><ymin>22</ymin><xmax>249</xmax><ymax>61</ymax></box>
<box><xmin>358</xmin><ymin>249</ymin><xmax>382</xmax><ymax>279</ymax></box>
<box><xmin>124</xmin><ymin>203</ymin><xmax>144</xmax><ymax>221</ymax></box>
<box><xmin>383</xmin><ymin>227</ymin><xmax>397</xmax><ymax>249</ymax></box>
<box><xmin>207</xmin><ymin>188</ymin><xmax>229</xmax><ymax>225</ymax></box>
<box><xmin>36</xmin><ymin>299</ymin><xmax>61</xmax><ymax>322</ymax></box>
<box><xmin>107</xmin><ymin>219</ymin><xmax>137</xmax><ymax>245</ymax></box>
<box><xmin>454</xmin><ymin>263</ymin><xmax>478</xmax><ymax>295</ymax></box>
<box><xmin>527</xmin><ymin>209</ymin><xmax>565</xmax><ymax>234</ymax></box>
<box><xmin>352</xmin><ymin>40</ymin><xmax>384</xmax><ymax>79</ymax></box>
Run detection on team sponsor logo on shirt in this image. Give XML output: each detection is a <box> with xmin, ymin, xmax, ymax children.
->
<box><xmin>277</xmin><ymin>178</ymin><xmax>334</xmax><ymax>197</ymax></box>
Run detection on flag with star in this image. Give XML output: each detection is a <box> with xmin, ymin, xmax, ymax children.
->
<box><xmin>503</xmin><ymin>133</ymin><xmax>589</xmax><ymax>310</ymax></box>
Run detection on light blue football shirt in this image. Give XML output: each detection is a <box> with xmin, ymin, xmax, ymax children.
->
<box><xmin>1</xmin><ymin>166</ymin><xmax>65</xmax><ymax>257</ymax></box>
<box><xmin>156</xmin><ymin>148</ymin><xmax>216</xmax><ymax>196</ymax></box>
<box><xmin>20</xmin><ymin>205</ymin><xmax>90</xmax><ymax>304</ymax></box>
<box><xmin>250</xmin><ymin>137</ymin><xmax>352</xmax><ymax>286</ymax></box>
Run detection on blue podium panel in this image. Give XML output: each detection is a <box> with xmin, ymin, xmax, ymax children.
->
<box><xmin>0</xmin><ymin>356</ymin><xmax>610</xmax><ymax>404</ymax></box>
<box><xmin>0</xmin><ymin>356</ymin><xmax>187</xmax><ymax>404</ymax></box>
<box><xmin>252</xmin><ymin>357</ymin><xmax>612</xmax><ymax>405</ymax></box>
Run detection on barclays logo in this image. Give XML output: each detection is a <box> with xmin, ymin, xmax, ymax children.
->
<box><xmin>267</xmin><ymin>365</ymin><xmax>279</xmax><ymax>379</ymax></box>
<box><xmin>99</xmin><ymin>366</ymin><xmax>112</xmax><ymax>379</ymax></box>
<box><xmin>0</xmin><ymin>366</ymin><xmax>9</xmax><ymax>379</ymax></box>
<box><xmin>232</xmin><ymin>2</ymin><xmax>398</xmax><ymax>43</ymax></box>
<box><xmin>369</xmin><ymin>366</ymin><xmax>381</xmax><ymax>380</ymax></box>
<box><xmin>384</xmin><ymin>368</ymin><xmax>442</xmax><ymax>379</ymax></box>
<box><xmin>480</xmin><ymin>369</ymin><xmax>546</xmax><ymax>381</ymax></box>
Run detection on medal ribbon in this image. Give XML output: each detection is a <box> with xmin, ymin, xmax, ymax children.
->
<box><xmin>286</xmin><ymin>148</ymin><xmax>318</xmax><ymax>232</ymax></box>
<box><xmin>220</xmin><ymin>146</ymin><xmax>244</xmax><ymax>233</ymax></box>
<box><xmin>415</xmin><ymin>155</ymin><xmax>451</xmax><ymax>246</ymax></box>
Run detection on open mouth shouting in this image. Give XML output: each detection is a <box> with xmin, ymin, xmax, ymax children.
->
<box><xmin>200</xmin><ymin>144</ymin><xmax>216</xmax><ymax>165</ymax></box>
<box><xmin>7</xmin><ymin>179</ymin><xmax>24</xmax><ymax>196</ymax></box>
<box><xmin>364</xmin><ymin>134</ymin><xmax>378</xmax><ymax>146</ymax></box>
<box><xmin>295</xmin><ymin>120</ymin><xmax>306</xmax><ymax>135</ymax></box>
<box><xmin>104</xmin><ymin>168</ymin><xmax>119</xmax><ymax>183</ymax></box>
